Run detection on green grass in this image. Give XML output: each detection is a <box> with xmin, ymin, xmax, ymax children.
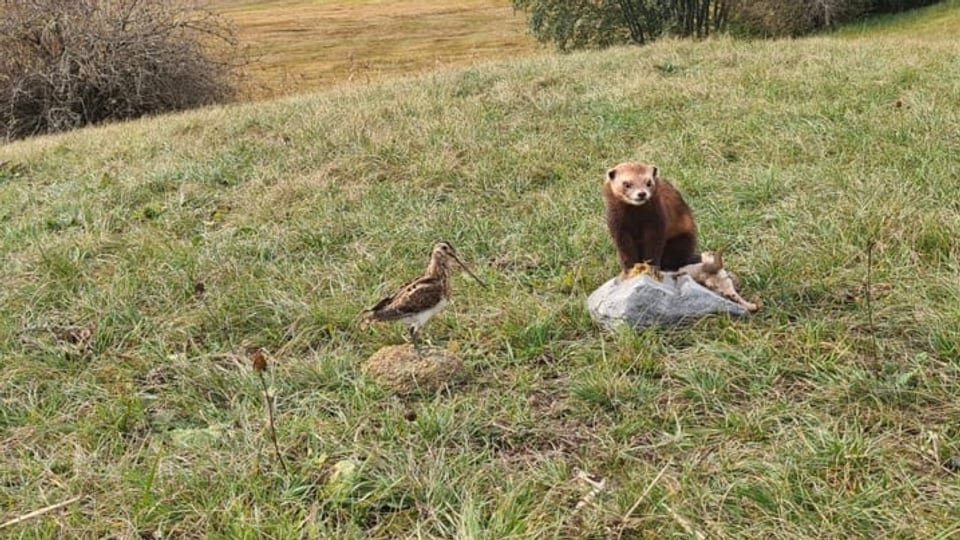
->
<box><xmin>2</xmin><ymin>5</ymin><xmax>960</xmax><ymax>538</ymax></box>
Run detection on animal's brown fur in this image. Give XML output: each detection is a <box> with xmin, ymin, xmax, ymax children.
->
<box><xmin>675</xmin><ymin>251</ymin><xmax>760</xmax><ymax>312</ymax></box>
<box><xmin>603</xmin><ymin>162</ymin><xmax>700</xmax><ymax>272</ymax></box>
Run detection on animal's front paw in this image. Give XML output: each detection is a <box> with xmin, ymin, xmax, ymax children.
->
<box><xmin>622</xmin><ymin>262</ymin><xmax>663</xmax><ymax>282</ymax></box>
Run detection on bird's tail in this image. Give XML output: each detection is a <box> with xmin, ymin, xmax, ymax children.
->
<box><xmin>356</xmin><ymin>309</ymin><xmax>375</xmax><ymax>330</ymax></box>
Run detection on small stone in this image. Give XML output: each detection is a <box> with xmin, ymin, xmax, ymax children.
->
<box><xmin>587</xmin><ymin>273</ymin><xmax>749</xmax><ymax>330</ymax></box>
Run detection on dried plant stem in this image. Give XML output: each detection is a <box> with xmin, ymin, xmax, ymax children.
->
<box><xmin>865</xmin><ymin>240</ymin><xmax>880</xmax><ymax>366</ymax></box>
<box><xmin>257</xmin><ymin>371</ymin><xmax>288</xmax><ymax>475</ymax></box>
<box><xmin>663</xmin><ymin>502</ymin><xmax>706</xmax><ymax>540</ymax></box>
<box><xmin>0</xmin><ymin>496</ymin><xmax>82</xmax><ymax>530</ymax></box>
<box><xmin>618</xmin><ymin>461</ymin><xmax>671</xmax><ymax>537</ymax></box>
<box><xmin>564</xmin><ymin>468</ymin><xmax>606</xmax><ymax>527</ymax></box>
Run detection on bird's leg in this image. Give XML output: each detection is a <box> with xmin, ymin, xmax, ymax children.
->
<box><xmin>409</xmin><ymin>326</ymin><xmax>423</xmax><ymax>355</ymax></box>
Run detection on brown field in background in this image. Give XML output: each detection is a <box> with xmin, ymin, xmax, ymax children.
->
<box><xmin>208</xmin><ymin>0</ymin><xmax>541</xmax><ymax>100</ymax></box>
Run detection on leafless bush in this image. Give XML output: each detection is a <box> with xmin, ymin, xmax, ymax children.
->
<box><xmin>731</xmin><ymin>0</ymin><xmax>870</xmax><ymax>37</ymax></box>
<box><xmin>0</xmin><ymin>0</ymin><xmax>244</xmax><ymax>140</ymax></box>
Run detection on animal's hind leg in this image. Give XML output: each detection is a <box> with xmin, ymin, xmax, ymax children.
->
<box><xmin>661</xmin><ymin>234</ymin><xmax>699</xmax><ymax>271</ymax></box>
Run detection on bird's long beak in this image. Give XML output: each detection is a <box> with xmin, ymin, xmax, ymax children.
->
<box><xmin>451</xmin><ymin>253</ymin><xmax>488</xmax><ymax>289</ymax></box>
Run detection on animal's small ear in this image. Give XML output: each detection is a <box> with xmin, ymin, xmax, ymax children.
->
<box><xmin>651</xmin><ymin>166</ymin><xmax>659</xmax><ymax>179</ymax></box>
<box><xmin>606</xmin><ymin>168</ymin><xmax>616</xmax><ymax>181</ymax></box>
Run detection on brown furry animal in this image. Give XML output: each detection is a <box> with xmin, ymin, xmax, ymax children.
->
<box><xmin>603</xmin><ymin>162</ymin><xmax>700</xmax><ymax>272</ymax></box>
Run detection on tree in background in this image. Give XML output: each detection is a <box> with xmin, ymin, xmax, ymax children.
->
<box><xmin>509</xmin><ymin>0</ymin><xmax>633</xmax><ymax>52</ymax></box>
<box><xmin>664</xmin><ymin>0</ymin><xmax>734</xmax><ymax>37</ymax></box>
<box><xmin>512</xmin><ymin>0</ymin><xmax>945</xmax><ymax>49</ymax></box>
<box><xmin>0</xmin><ymin>0</ymin><xmax>245</xmax><ymax>140</ymax></box>
<box><xmin>511</xmin><ymin>0</ymin><xmax>731</xmax><ymax>51</ymax></box>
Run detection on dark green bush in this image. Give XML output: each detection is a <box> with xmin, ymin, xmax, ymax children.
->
<box><xmin>511</xmin><ymin>0</ymin><xmax>946</xmax><ymax>48</ymax></box>
<box><xmin>511</xmin><ymin>0</ymin><xmax>732</xmax><ymax>51</ymax></box>
<box><xmin>870</xmin><ymin>0</ymin><xmax>943</xmax><ymax>12</ymax></box>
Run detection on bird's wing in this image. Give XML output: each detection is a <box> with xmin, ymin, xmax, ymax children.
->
<box><xmin>366</xmin><ymin>277</ymin><xmax>444</xmax><ymax>322</ymax></box>
<box><xmin>365</xmin><ymin>294</ymin><xmax>396</xmax><ymax>314</ymax></box>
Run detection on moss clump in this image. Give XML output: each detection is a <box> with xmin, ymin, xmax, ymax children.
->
<box><xmin>361</xmin><ymin>345</ymin><xmax>469</xmax><ymax>395</ymax></box>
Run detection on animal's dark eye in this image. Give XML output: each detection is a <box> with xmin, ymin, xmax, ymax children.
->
<box><xmin>623</xmin><ymin>182</ymin><xmax>633</xmax><ymax>189</ymax></box>
<box><xmin>646</xmin><ymin>180</ymin><xmax>654</xmax><ymax>187</ymax></box>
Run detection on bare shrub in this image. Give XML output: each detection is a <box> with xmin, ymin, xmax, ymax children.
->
<box><xmin>732</xmin><ymin>0</ymin><xmax>872</xmax><ymax>37</ymax></box>
<box><xmin>0</xmin><ymin>0</ymin><xmax>244</xmax><ymax>140</ymax></box>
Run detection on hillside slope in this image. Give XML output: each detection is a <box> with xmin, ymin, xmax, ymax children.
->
<box><xmin>2</xmin><ymin>10</ymin><xmax>960</xmax><ymax>539</ymax></box>
<box><xmin>839</xmin><ymin>0</ymin><xmax>960</xmax><ymax>37</ymax></box>
<box><xmin>210</xmin><ymin>0</ymin><xmax>538</xmax><ymax>99</ymax></box>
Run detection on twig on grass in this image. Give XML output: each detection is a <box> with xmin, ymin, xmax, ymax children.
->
<box><xmin>662</xmin><ymin>502</ymin><xmax>706</xmax><ymax>540</ymax></box>
<box><xmin>253</xmin><ymin>349</ymin><xmax>288</xmax><ymax>474</ymax></box>
<box><xmin>616</xmin><ymin>461</ymin><xmax>672</xmax><ymax>539</ymax></box>
<box><xmin>864</xmin><ymin>240</ymin><xmax>881</xmax><ymax>368</ymax></box>
<box><xmin>0</xmin><ymin>496</ymin><xmax>82</xmax><ymax>530</ymax></box>
<box><xmin>568</xmin><ymin>468</ymin><xmax>607</xmax><ymax>524</ymax></box>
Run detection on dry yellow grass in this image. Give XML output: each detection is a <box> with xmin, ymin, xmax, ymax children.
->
<box><xmin>209</xmin><ymin>0</ymin><xmax>540</xmax><ymax>99</ymax></box>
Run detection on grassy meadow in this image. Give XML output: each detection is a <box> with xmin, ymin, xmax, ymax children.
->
<box><xmin>2</xmin><ymin>1</ymin><xmax>960</xmax><ymax>538</ymax></box>
<box><xmin>208</xmin><ymin>0</ymin><xmax>539</xmax><ymax>99</ymax></box>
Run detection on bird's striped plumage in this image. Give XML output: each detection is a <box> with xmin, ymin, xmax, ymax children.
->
<box><xmin>363</xmin><ymin>241</ymin><xmax>484</xmax><ymax>349</ymax></box>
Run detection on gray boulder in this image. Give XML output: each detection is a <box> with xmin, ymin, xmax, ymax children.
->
<box><xmin>587</xmin><ymin>273</ymin><xmax>750</xmax><ymax>330</ymax></box>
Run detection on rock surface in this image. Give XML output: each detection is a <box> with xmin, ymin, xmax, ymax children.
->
<box><xmin>587</xmin><ymin>273</ymin><xmax>750</xmax><ymax>330</ymax></box>
<box><xmin>362</xmin><ymin>344</ymin><xmax>468</xmax><ymax>395</ymax></box>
